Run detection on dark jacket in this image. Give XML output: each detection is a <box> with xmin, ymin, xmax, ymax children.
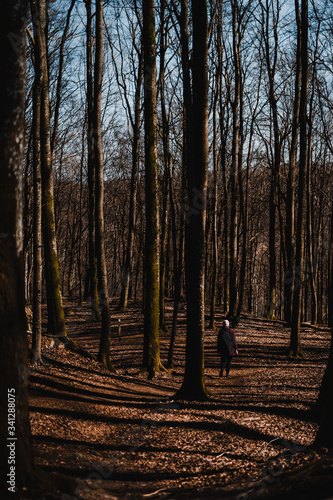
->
<box><xmin>217</xmin><ymin>327</ymin><xmax>238</xmax><ymax>356</ymax></box>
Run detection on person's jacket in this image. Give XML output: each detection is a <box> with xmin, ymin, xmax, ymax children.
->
<box><xmin>217</xmin><ymin>327</ymin><xmax>238</xmax><ymax>356</ymax></box>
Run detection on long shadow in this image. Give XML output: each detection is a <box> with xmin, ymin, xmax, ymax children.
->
<box><xmin>29</xmin><ymin>404</ymin><xmax>302</xmax><ymax>446</ymax></box>
<box><xmin>33</xmin><ymin>434</ymin><xmax>263</xmax><ymax>464</ymax></box>
<box><xmin>30</xmin><ymin>371</ymin><xmax>172</xmax><ymax>400</ymax></box>
<box><xmin>29</xmin><ymin>382</ymin><xmax>165</xmax><ymax>407</ymax></box>
<box><xmin>34</xmin><ymin>357</ymin><xmax>177</xmax><ymax>393</ymax></box>
<box><xmin>29</xmin><ymin>379</ymin><xmax>318</xmax><ymax>421</ymax></box>
<box><xmin>196</xmin><ymin>404</ymin><xmax>316</xmax><ymax>422</ymax></box>
<box><xmin>37</xmin><ymin>462</ymin><xmax>247</xmax><ymax>482</ymax></box>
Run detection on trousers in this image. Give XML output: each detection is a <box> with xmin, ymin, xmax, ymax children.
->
<box><xmin>220</xmin><ymin>353</ymin><xmax>232</xmax><ymax>374</ymax></box>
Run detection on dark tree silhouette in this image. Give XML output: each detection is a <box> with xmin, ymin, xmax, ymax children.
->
<box><xmin>175</xmin><ymin>0</ymin><xmax>209</xmax><ymax>400</ymax></box>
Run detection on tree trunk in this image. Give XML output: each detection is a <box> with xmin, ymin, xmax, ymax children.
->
<box><xmin>50</xmin><ymin>0</ymin><xmax>76</xmax><ymax>155</ymax></box>
<box><xmin>0</xmin><ymin>4</ymin><xmax>36</xmax><ymax>493</ymax></box>
<box><xmin>142</xmin><ymin>0</ymin><xmax>162</xmax><ymax>378</ymax></box>
<box><xmin>31</xmin><ymin>0</ymin><xmax>66</xmax><ymax>338</ymax></box>
<box><xmin>221</xmin><ymin>107</ymin><xmax>230</xmax><ymax>313</ymax></box>
<box><xmin>175</xmin><ymin>0</ymin><xmax>209</xmax><ymax>401</ymax></box>
<box><xmin>94</xmin><ymin>0</ymin><xmax>115</xmax><ymax>371</ymax></box>
<box><xmin>86</xmin><ymin>0</ymin><xmax>100</xmax><ymax>321</ymax></box>
<box><xmin>315</xmin><ymin>325</ymin><xmax>333</xmax><ymax>447</ymax></box>
<box><xmin>306</xmin><ymin>19</ymin><xmax>320</xmax><ymax>326</ymax></box>
<box><xmin>209</xmin><ymin>101</ymin><xmax>218</xmax><ymax>329</ymax></box>
<box><xmin>31</xmin><ymin>34</ymin><xmax>42</xmax><ymax>365</ymax></box>
<box><xmin>118</xmin><ymin>50</ymin><xmax>143</xmax><ymax>311</ymax></box>
<box><xmin>285</xmin><ymin>0</ymin><xmax>301</xmax><ymax>324</ymax></box>
<box><xmin>209</xmin><ymin>0</ymin><xmax>223</xmax><ymax>328</ymax></box>
<box><xmin>159</xmin><ymin>1</ymin><xmax>172</xmax><ymax>332</ymax></box>
<box><xmin>168</xmin><ymin>155</ymin><xmax>186</xmax><ymax>368</ymax></box>
<box><xmin>228</xmin><ymin>0</ymin><xmax>240</xmax><ymax>320</ymax></box>
<box><xmin>290</xmin><ymin>0</ymin><xmax>308</xmax><ymax>357</ymax></box>
<box><xmin>261</xmin><ymin>0</ymin><xmax>281</xmax><ymax>320</ymax></box>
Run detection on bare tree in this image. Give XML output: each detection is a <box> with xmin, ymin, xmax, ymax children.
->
<box><xmin>94</xmin><ymin>0</ymin><xmax>115</xmax><ymax>371</ymax></box>
<box><xmin>290</xmin><ymin>0</ymin><xmax>308</xmax><ymax>357</ymax></box>
<box><xmin>285</xmin><ymin>0</ymin><xmax>302</xmax><ymax>324</ymax></box>
<box><xmin>142</xmin><ymin>0</ymin><xmax>163</xmax><ymax>377</ymax></box>
<box><xmin>85</xmin><ymin>0</ymin><xmax>100</xmax><ymax>321</ymax></box>
<box><xmin>31</xmin><ymin>8</ymin><xmax>42</xmax><ymax>364</ymax></box>
<box><xmin>0</xmin><ymin>2</ymin><xmax>43</xmax><ymax>493</ymax></box>
<box><xmin>30</xmin><ymin>0</ymin><xmax>67</xmax><ymax>337</ymax></box>
<box><xmin>176</xmin><ymin>0</ymin><xmax>209</xmax><ymax>400</ymax></box>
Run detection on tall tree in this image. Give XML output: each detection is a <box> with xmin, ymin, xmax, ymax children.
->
<box><xmin>285</xmin><ymin>0</ymin><xmax>301</xmax><ymax>324</ymax></box>
<box><xmin>85</xmin><ymin>0</ymin><xmax>100</xmax><ymax>321</ymax></box>
<box><xmin>259</xmin><ymin>0</ymin><xmax>284</xmax><ymax>320</ymax></box>
<box><xmin>30</xmin><ymin>0</ymin><xmax>67</xmax><ymax>337</ymax></box>
<box><xmin>159</xmin><ymin>0</ymin><xmax>170</xmax><ymax>331</ymax></box>
<box><xmin>118</xmin><ymin>48</ymin><xmax>143</xmax><ymax>311</ymax></box>
<box><xmin>0</xmin><ymin>3</ymin><xmax>35</xmax><ymax>493</ymax></box>
<box><xmin>93</xmin><ymin>0</ymin><xmax>115</xmax><ymax>371</ymax></box>
<box><xmin>110</xmin><ymin>2</ymin><xmax>144</xmax><ymax>312</ymax></box>
<box><xmin>228</xmin><ymin>0</ymin><xmax>241</xmax><ymax>320</ymax></box>
<box><xmin>142</xmin><ymin>0</ymin><xmax>163</xmax><ymax>377</ymax></box>
<box><xmin>176</xmin><ymin>0</ymin><xmax>209</xmax><ymax>400</ymax></box>
<box><xmin>209</xmin><ymin>0</ymin><xmax>223</xmax><ymax>329</ymax></box>
<box><xmin>0</xmin><ymin>4</ymin><xmax>76</xmax><ymax>495</ymax></box>
<box><xmin>290</xmin><ymin>0</ymin><xmax>308</xmax><ymax>357</ymax></box>
<box><xmin>31</xmin><ymin>13</ymin><xmax>42</xmax><ymax>364</ymax></box>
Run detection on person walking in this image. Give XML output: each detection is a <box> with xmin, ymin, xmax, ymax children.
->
<box><xmin>217</xmin><ymin>319</ymin><xmax>238</xmax><ymax>377</ymax></box>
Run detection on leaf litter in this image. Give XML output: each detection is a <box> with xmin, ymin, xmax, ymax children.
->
<box><xmin>27</xmin><ymin>301</ymin><xmax>333</xmax><ymax>499</ymax></box>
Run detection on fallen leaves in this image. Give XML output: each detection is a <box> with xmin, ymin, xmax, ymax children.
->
<box><xmin>27</xmin><ymin>301</ymin><xmax>331</xmax><ymax>499</ymax></box>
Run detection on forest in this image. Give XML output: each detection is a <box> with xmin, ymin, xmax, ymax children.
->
<box><xmin>1</xmin><ymin>0</ymin><xmax>333</xmax><ymax>498</ymax></box>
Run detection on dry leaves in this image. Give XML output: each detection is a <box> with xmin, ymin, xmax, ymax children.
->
<box><xmin>28</xmin><ymin>301</ymin><xmax>331</xmax><ymax>499</ymax></box>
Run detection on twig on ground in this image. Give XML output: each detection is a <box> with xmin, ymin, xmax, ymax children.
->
<box><xmin>257</xmin><ymin>437</ymin><xmax>281</xmax><ymax>454</ymax></box>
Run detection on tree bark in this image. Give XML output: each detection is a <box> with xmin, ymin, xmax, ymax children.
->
<box><xmin>50</xmin><ymin>0</ymin><xmax>76</xmax><ymax>155</ymax></box>
<box><xmin>31</xmin><ymin>0</ymin><xmax>67</xmax><ymax>337</ymax></box>
<box><xmin>118</xmin><ymin>49</ymin><xmax>143</xmax><ymax>311</ymax></box>
<box><xmin>228</xmin><ymin>0</ymin><xmax>240</xmax><ymax>320</ymax></box>
<box><xmin>315</xmin><ymin>324</ymin><xmax>333</xmax><ymax>447</ymax></box>
<box><xmin>290</xmin><ymin>0</ymin><xmax>308</xmax><ymax>357</ymax></box>
<box><xmin>85</xmin><ymin>0</ymin><xmax>100</xmax><ymax>321</ymax></box>
<box><xmin>0</xmin><ymin>4</ymin><xmax>36</xmax><ymax>493</ymax></box>
<box><xmin>175</xmin><ymin>0</ymin><xmax>209</xmax><ymax>400</ymax></box>
<box><xmin>94</xmin><ymin>0</ymin><xmax>115</xmax><ymax>371</ymax></box>
<box><xmin>159</xmin><ymin>0</ymin><xmax>171</xmax><ymax>331</ymax></box>
<box><xmin>285</xmin><ymin>0</ymin><xmax>301</xmax><ymax>324</ymax></box>
<box><xmin>142</xmin><ymin>0</ymin><xmax>162</xmax><ymax>377</ymax></box>
<box><xmin>31</xmin><ymin>27</ymin><xmax>42</xmax><ymax>365</ymax></box>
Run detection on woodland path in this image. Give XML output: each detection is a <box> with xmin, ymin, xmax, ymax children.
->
<box><xmin>27</xmin><ymin>301</ymin><xmax>333</xmax><ymax>499</ymax></box>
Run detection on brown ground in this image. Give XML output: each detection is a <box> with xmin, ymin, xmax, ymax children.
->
<box><xmin>27</xmin><ymin>300</ymin><xmax>333</xmax><ymax>499</ymax></box>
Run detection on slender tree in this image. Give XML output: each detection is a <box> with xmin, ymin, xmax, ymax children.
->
<box><xmin>259</xmin><ymin>0</ymin><xmax>283</xmax><ymax>320</ymax></box>
<box><xmin>159</xmin><ymin>0</ymin><xmax>171</xmax><ymax>331</ymax></box>
<box><xmin>209</xmin><ymin>1</ymin><xmax>223</xmax><ymax>329</ymax></box>
<box><xmin>85</xmin><ymin>0</ymin><xmax>100</xmax><ymax>321</ymax></box>
<box><xmin>228</xmin><ymin>0</ymin><xmax>241</xmax><ymax>320</ymax></box>
<box><xmin>50</xmin><ymin>0</ymin><xmax>76</xmax><ymax>155</ymax></box>
<box><xmin>142</xmin><ymin>0</ymin><xmax>163</xmax><ymax>377</ymax></box>
<box><xmin>94</xmin><ymin>0</ymin><xmax>115</xmax><ymax>371</ymax></box>
<box><xmin>30</xmin><ymin>0</ymin><xmax>67</xmax><ymax>337</ymax></box>
<box><xmin>118</xmin><ymin>48</ymin><xmax>143</xmax><ymax>311</ymax></box>
<box><xmin>110</xmin><ymin>4</ymin><xmax>144</xmax><ymax>312</ymax></box>
<box><xmin>31</xmin><ymin>15</ymin><xmax>42</xmax><ymax>364</ymax></box>
<box><xmin>285</xmin><ymin>0</ymin><xmax>301</xmax><ymax>324</ymax></box>
<box><xmin>290</xmin><ymin>0</ymin><xmax>308</xmax><ymax>357</ymax></box>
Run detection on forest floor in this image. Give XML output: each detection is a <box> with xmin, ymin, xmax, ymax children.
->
<box><xmin>26</xmin><ymin>300</ymin><xmax>333</xmax><ymax>500</ymax></box>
